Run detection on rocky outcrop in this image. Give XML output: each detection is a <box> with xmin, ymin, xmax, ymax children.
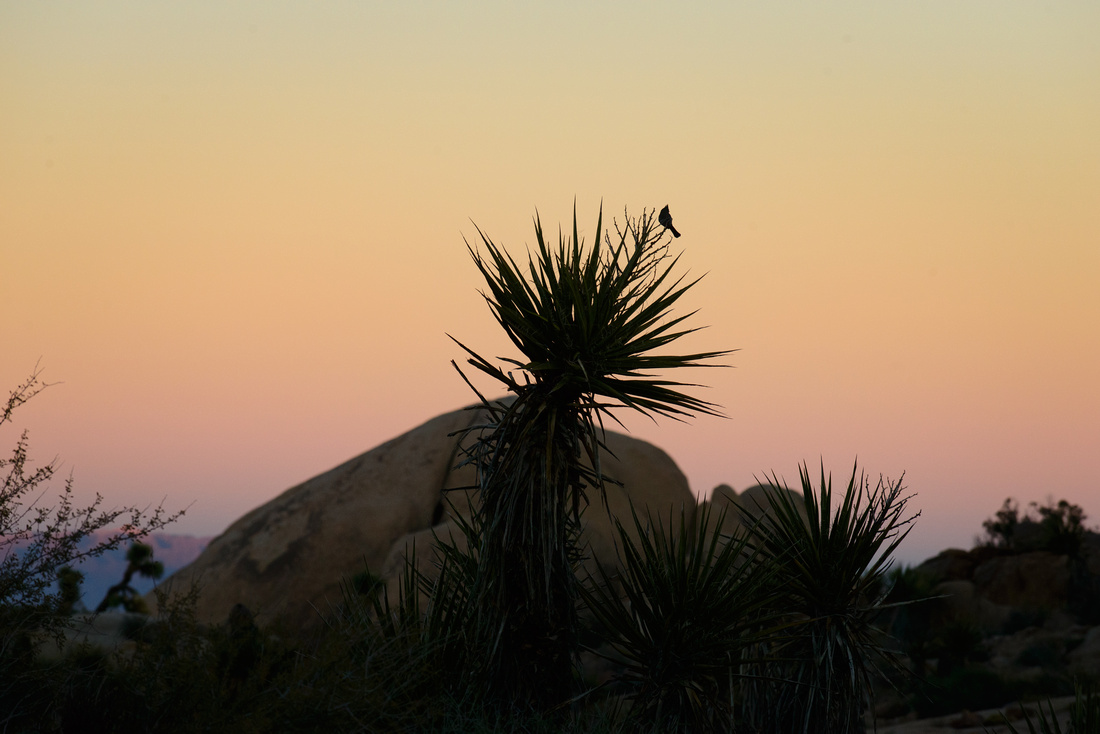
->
<box><xmin>917</xmin><ymin>542</ymin><xmax>1097</xmax><ymax>630</ymax></box>
<box><xmin>152</xmin><ymin>403</ymin><xmax>694</xmax><ymax>628</ymax></box>
<box><xmin>972</xmin><ymin>552</ymin><xmax>1072</xmax><ymax>609</ymax></box>
<box><xmin>905</xmin><ymin>537</ymin><xmax>1100</xmax><ymax>686</ymax></box>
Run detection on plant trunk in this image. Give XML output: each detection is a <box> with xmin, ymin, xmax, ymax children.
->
<box><xmin>468</xmin><ymin>396</ymin><xmax>585</xmax><ymax>712</ymax></box>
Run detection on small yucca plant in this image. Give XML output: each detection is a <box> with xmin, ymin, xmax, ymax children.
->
<box><xmin>449</xmin><ymin>204</ymin><xmax>730</xmax><ymax>712</ymax></box>
<box><xmin>999</xmin><ymin>679</ymin><xmax>1100</xmax><ymax>734</ymax></box>
<box><xmin>740</xmin><ymin>462</ymin><xmax>917</xmax><ymax>734</ymax></box>
<box><xmin>580</xmin><ymin>503</ymin><xmax>777</xmax><ymax>732</ymax></box>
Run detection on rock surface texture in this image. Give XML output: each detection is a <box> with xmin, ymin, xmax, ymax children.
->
<box><xmin>152</xmin><ymin>404</ymin><xmax>695</xmax><ymax>627</ymax></box>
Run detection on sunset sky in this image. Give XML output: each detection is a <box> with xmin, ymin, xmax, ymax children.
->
<box><xmin>3</xmin><ymin>3</ymin><xmax>1098</xmax><ymax>564</ymax></box>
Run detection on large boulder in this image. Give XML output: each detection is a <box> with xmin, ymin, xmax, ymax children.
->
<box><xmin>152</xmin><ymin>404</ymin><xmax>694</xmax><ymax>628</ymax></box>
<box><xmin>382</xmin><ymin>420</ymin><xmax>696</xmax><ymax>607</ymax></box>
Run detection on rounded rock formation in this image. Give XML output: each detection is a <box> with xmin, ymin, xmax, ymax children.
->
<box><xmin>152</xmin><ymin>403</ymin><xmax>695</xmax><ymax>627</ymax></box>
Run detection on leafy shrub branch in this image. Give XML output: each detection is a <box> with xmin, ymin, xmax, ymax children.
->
<box><xmin>1</xmin><ymin>366</ymin><xmax>181</xmax><ymax>661</ymax></box>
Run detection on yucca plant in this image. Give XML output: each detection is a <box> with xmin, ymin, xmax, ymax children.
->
<box><xmin>580</xmin><ymin>502</ymin><xmax>777</xmax><ymax>732</ymax></box>
<box><xmin>740</xmin><ymin>462</ymin><xmax>917</xmax><ymax>734</ymax></box>
<box><xmin>996</xmin><ymin>679</ymin><xmax>1100</xmax><ymax>734</ymax></box>
<box><xmin>449</xmin><ymin>204</ymin><xmax>730</xmax><ymax>712</ymax></box>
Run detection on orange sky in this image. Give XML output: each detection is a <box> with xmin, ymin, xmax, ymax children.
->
<box><xmin>3</xmin><ymin>3</ymin><xmax>1098</xmax><ymax>564</ymax></box>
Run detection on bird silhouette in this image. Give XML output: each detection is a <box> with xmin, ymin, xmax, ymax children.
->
<box><xmin>659</xmin><ymin>205</ymin><xmax>681</xmax><ymax>237</ymax></box>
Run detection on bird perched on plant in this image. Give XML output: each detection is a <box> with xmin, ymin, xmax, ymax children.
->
<box><xmin>659</xmin><ymin>205</ymin><xmax>681</xmax><ymax>238</ymax></box>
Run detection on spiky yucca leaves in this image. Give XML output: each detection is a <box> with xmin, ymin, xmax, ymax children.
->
<box><xmin>740</xmin><ymin>462</ymin><xmax>917</xmax><ymax>734</ymax></box>
<box><xmin>458</xmin><ymin>206</ymin><xmax>728</xmax><ymax>422</ymax></box>
<box><xmin>450</xmin><ymin>206</ymin><xmax>729</xmax><ymax>711</ymax></box>
<box><xmin>580</xmin><ymin>503</ymin><xmax>776</xmax><ymax>733</ymax></box>
<box><xmin>319</xmin><ymin>540</ymin><xmax>476</xmax><ymax>730</ymax></box>
<box><xmin>999</xmin><ymin>679</ymin><xmax>1100</xmax><ymax>734</ymax></box>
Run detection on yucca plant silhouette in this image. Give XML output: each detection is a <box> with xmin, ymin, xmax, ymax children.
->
<box><xmin>449</xmin><ymin>204</ymin><xmax>730</xmax><ymax>712</ymax></box>
<box><xmin>580</xmin><ymin>503</ymin><xmax>776</xmax><ymax>732</ymax></box>
<box><xmin>741</xmin><ymin>462</ymin><xmax>917</xmax><ymax>734</ymax></box>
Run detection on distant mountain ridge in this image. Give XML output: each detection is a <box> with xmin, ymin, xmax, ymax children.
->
<box><xmin>68</xmin><ymin>530</ymin><xmax>212</xmax><ymax>610</ymax></box>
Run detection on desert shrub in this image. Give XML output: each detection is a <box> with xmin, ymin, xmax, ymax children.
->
<box><xmin>981</xmin><ymin>496</ymin><xmax>1100</xmax><ymax>626</ymax></box>
<box><xmin>1035</xmin><ymin>500</ymin><xmax>1088</xmax><ymax>558</ymax></box>
<box><xmin>50</xmin><ymin>585</ymin><xmax>234</xmax><ymax>732</ymax></box>
<box><xmin>982</xmin><ymin>497</ymin><xmax>1092</xmax><ymax>557</ymax></box>
<box><xmin>983</xmin><ymin>498</ymin><xmax>1024</xmax><ymax>549</ymax></box>
<box><xmin>319</xmin><ymin>542</ymin><xmax>635</xmax><ymax>733</ymax></box>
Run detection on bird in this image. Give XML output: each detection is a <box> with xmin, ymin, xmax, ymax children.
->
<box><xmin>659</xmin><ymin>205</ymin><xmax>681</xmax><ymax>238</ymax></box>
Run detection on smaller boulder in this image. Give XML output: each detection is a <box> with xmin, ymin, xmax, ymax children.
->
<box><xmin>973</xmin><ymin>552</ymin><xmax>1071</xmax><ymax>610</ymax></box>
<box><xmin>917</xmin><ymin>548</ymin><xmax>978</xmax><ymax>585</ymax></box>
<box><xmin>930</xmin><ymin>580</ymin><xmax>1011</xmax><ymax>633</ymax></box>
<box><xmin>702</xmin><ymin>483</ymin><xmax>746</xmax><ymax>539</ymax></box>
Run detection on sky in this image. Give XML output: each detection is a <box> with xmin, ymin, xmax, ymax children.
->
<box><xmin>2</xmin><ymin>3</ymin><xmax>1098</xmax><ymax>566</ymax></box>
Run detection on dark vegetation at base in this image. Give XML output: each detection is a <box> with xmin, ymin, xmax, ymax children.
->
<box><xmin>4</xmin><ymin>584</ymin><xmax>623</xmax><ymax>733</ymax></box>
<box><xmin>5</xmin><ymin>493</ymin><xmax>1096</xmax><ymax>733</ymax></box>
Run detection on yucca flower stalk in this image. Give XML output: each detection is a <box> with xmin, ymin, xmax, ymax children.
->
<box><xmin>449</xmin><ymin>204</ymin><xmax>730</xmax><ymax>712</ymax></box>
<box><xmin>740</xmin><ymin>462</ymin><xmax>917</xmax><ymax>734</ymax></box>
